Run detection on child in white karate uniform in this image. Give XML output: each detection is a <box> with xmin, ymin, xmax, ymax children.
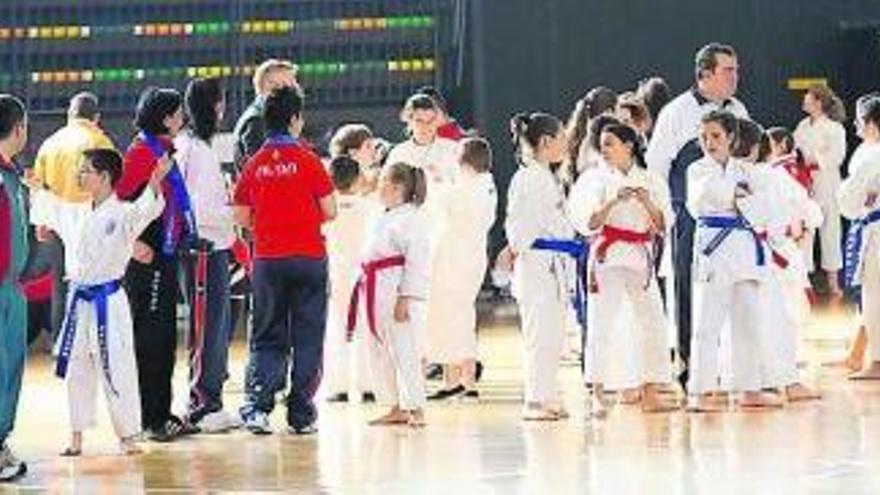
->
<box><xmin>568</xmin><ymin>123</ymin><xmax>676</xmax><ymax>417</ymax></box>
<box><xmin>686</xmin><ymin>110</ymin><xmax>780</xmax><ymax>412</ymax></box>
<box><xmin>323</xmin><ymin>156</ymin><xmax>378</xmax><ymax>403</ymax></box>
<box><xmin>838</xmin><ymin>94</ymin><xmax>880</xmax><ymax>380</ymax></box>
<box><xmin>45</xmin><ymin>148</ymin><xmax>169</xmax><ymax>455</ymax></box>
<box><xmin>505</xmin><ymin>112</ymin><xmax>579</xmax><ymax>421</ymax></box>
<box><xmin>349</xmin><ymin>162</ymin><xmax>431</xmax><ymax>426</ymax></box>
<box><xmin>735</xmin><ymin>120</ymin><xmax>822</xmax><ymax>401</ymax></box>
<box><xmin>427</xmin><ymin>138</ymin><xmax>497</xmax><ymax>401</ymax></box>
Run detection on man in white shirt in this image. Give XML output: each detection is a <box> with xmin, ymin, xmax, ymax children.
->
<box><xmin>645</xmin><ymin>43</ymin><xmax>749</xmax><ymax>387</ymax></box>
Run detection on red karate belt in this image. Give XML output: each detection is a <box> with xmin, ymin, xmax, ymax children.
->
<box><xmin>346</xmin><ymin>255</ymin><xmax>406</xmax><ymax>342</ymax></box>
<box><xmin>755</xmin><ymin>231</ymin><xmax>790</xmax><ymax>269</ymax></box>
<box><xmin>590</xmin><ymin>225</ymin><xmax>653</xmax><ymax>293</ymax></box>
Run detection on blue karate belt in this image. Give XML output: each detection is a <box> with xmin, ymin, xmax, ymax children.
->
<box><xmin>698</xmin><ymin>215</ymin><xmax>766</xmax><ymax>266</ymax></box>
<box><xmin>55</xmin><ymin>280</ymin><xmax>123</xmax><ymax>396</ymax></box>
<box><xmin>843</xmin><ymin>208</ymin><xmax>880</xmax><ymax>289</ymax></box>
<box><xmin>140</xmin><ymin>132</ymin><xmax>198</xmax><ymax>257</ymax></box>
<box><xmin>531</xmin><ymin>237</ymin><xmax>590</xmax><ymax>328</ymax></box>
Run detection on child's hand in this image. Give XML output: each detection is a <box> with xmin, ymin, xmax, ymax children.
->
<box><xmin>394</xmin><ymin>296</ymin><xmax>411</xmax><ymax>323</ymax></box>
<box><xmin>495</xmin><ymin>245</ymin><xmax>516</xmax><ymax>272</ymax></box>
<box><xmin>148</xmin><ymin>155</ymin><xmax>173</xmax><ymax>192</ymax></box>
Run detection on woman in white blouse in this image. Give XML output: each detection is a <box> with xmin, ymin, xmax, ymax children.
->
<box><xmin>794</xmin><ymin>84</ymin><xmax>847</xmax><ymax>297</ymax></box>
<box><xmin>175</xmin><ymin>77</ymin><xmax>241</xmax><ymax>433</ymax></box>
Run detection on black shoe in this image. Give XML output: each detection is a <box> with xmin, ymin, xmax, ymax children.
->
<box><xmin>427</xmin><ymin>385</ymin><xmax>465</xmax><ymax>401</ymax></box>
<box><xmin>461</xmin><ymin>389</ymin><xmax>480</xmax><ymax>402</ymax></box>
<box><xmin>287</xmin><ymin>423</ymin><xmax>318</xmax><ymax>435</ymax></box>
<box><xmin>362</xmin><ymin>392</ymin><xmax>376</xmax><ymax>403</ymax></box>
<box><xmin>475</xmin><ymin>361</ymin><xmax>484</xmax><ymax>382</ymax></box>
<box><xmin>425</xmin><ymin>363</ymin><xmax>443</xmax><ymax>381</ymax></box>
<box><xmin>326</xmin><ymin>392</ymin><xmax>349</xmax><ymax>403</ymax></box>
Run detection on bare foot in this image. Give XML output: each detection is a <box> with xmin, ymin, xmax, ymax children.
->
<box><xmin>119</xmin><ymin>437</ymin><xmax>142</xmax><ymax>456</ymax></box>
<box><xmin>369</xmin><ymin>407</ymin><xmax>410</xmax><ymax>426</ymax></box>
<box><xmin>848</xmin><ymin>362</ymin><xmax>880</xmax><ymax>380</ymax></box>
<box><xmin>406</xmin><ymin>409</ymin><xmax>426</xmax><ymax>428</ymax></box>
<box><xmin>785</xmin><ymin>383</ymin><xmax>822</xmax><ymax>402</ymax></box>
<box><xmin>686</xmin><ymin>394</ymin><xmax>725</xmax><ymax>413</ymax></box>
<box><xmin>823</xmin><ymin>358</ymin><xmax>863</xmax><ymax>372</ymax></box>
<box><xmin>738</xmin><ymin>392</ymin><xmax>784</xmax><ymax>410</ymax></box>
<box><xmin>642</xmin><ymin>387</ymin><xmax>680</xmax><ymax>413</ymax></box>
<box><xmin>619</xmin><ymin>388</ymin><xmax>642</xmax><ymax>405</ymax></box>
<box><xmin>522</xmin><ymin>403</ymin><xmax>561</xmax><ymax>421</ymax></box>
<box><xmin>590</xmin><ymin>395</ymin><xmax>609</xmax><ymax>419</ymax></box>
<box><xmin>61</xmin><ymin>432</ymin><xmax>83</xmax><ymax>457</ymax></box>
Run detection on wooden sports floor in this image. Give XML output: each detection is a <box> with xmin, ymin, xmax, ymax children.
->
<box><xmin>8</xmin><ymin>301</ymin><xmax>880</xmax><ymax>493</ymax></box>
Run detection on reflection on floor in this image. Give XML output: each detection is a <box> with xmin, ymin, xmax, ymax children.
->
<box><xmin>10</xmin><ymin>300</ymin><xmax>880</xmax><ymax>492</ymax></box>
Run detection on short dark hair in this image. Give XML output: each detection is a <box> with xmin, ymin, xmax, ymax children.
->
<box><xmin>185</xmin><ymin>77</ymin><xmax>224</xmax><ymax>142</ymax></box>
<box><xmin>134</xmin><ymin>87</ymin><xmax>183</xmax><ymax>135</ymax></box>
<box><xmin>600</xmin><ymin>123</ymin><xmax>648</xmax><ymax>168</ymax></box>
<box><xmin>69</xmin><ymin>92</ymin><xmax>100</xmax><ymax>120</ymax></box>
<box><xmin>330</xmin><ymin>155</ymin><xmax>361</xmax><ymax>191</ymax></box>
<box><xmin>0</xmin><ymin>94</ymin><xmax>26</xmax><ymax>140</ymax></box>
<box><xmin>460</xmin><ymin>137</ymin><xmax>492</xmax><ymax>173</ymax></box>
<box><xmin>416</xmin><ymin>86</ymin><xmax>449</xmax><ymax>113</ymax></box>
<box><xmin>263</xmin><ymin>86</ymin><xmax>304</xmax><ymax>135</ymax></box>
<box><xmin>83</xmin><ymin>148</ymin><xmax>123</xmax><ymax>186</ymax></box>
<box><xmin>588</xmin><ymin>114</ymin><xmax>623</xmax><ymax>153</ymax></box>
<box><xmin>401</xmin><ymin>93</ymin><xmax>439</xmax><ymax>121</ymax></box>
<box><xmin>695</xmin><ymin>42</ymin><xmax>737</xmax><ymax>80</ymax></box>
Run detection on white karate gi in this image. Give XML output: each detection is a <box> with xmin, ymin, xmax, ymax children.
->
<box><xmin>794</xmin><ymin>116</ymin><xmax>847</xmax><ymax>272</ymax></box>
<box><xmin>838</xmin><ymin>142</ymin><xmax>880</xmax><ymax>362</ymax></box>
<box><xmin>356</xmin><ymin>203</ymin><xmax>431</xmax><ymax>410</ymax></box>
<box><xmin>427</xmin><ymin>172</ymin><xmax>497</xmax><ymax>363</ymax></box>
<box><xmin>323</xmin><ymin>193</ymin><xmax>380</xmax><ymax>397</ymax></box>
<box><xmin>505</xmin><ymin>159</ymin><xmax>575</xmax><ymax>405</ymax></box>
<box><xmin>754</xmin><ymin>166</ymin><xmax>823</xmax><ymax>387</ymax></box>
<box><xmin>568</xmin><ymin>163</ymin><xmax>673</xmax><ymax>390</ymax></box>
<box><xmin>687</xmin><ymin>156</ymin><xmax>774</xmax><ymax>393</ymax></box>
<box><xmin>45</xmin><ymin>188</ymin><xmax>164</xmax><ymax>437</ymax></box>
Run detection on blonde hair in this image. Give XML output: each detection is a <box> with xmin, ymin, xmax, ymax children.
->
<box><xmin>252</xmin><ymin>59</ymin><xmax>298</xmax><ymax>95</ymax></box>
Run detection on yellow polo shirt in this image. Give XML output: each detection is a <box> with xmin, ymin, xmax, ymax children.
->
<box><xmin>33</xmin><ymin>118</ymin><xmax>115</xmax><ymax>203</ymax></box>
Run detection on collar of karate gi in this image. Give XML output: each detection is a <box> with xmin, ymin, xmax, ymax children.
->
<box><xmin>690</xmin><ymin>86</ymin><xmax>733</xmax><ymax>109</ymax></box>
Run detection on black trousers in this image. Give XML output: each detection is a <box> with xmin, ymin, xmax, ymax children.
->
<box><xmin>124</xmin><ymin>255</ymin><xmax>179</xmax><ymax>431</ymax></box>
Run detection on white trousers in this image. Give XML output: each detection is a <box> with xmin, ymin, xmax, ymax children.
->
<box><xmin>370</xmin><ymin>301</ymin><xmax>427</xmax><ymax>410</ymax></box>
<box><xmin>758</xmin><ymin>275</ymin><xmax>807</xmax><ymax>387</ymax></box>
<box><xmin>515</xmin><ymin>259</ymin><xmax>565</xmax><ymax>404</ymax></box>
<box><xmin>689</xmin><ymin>279</ymin><xmax>766</xmax><ymax>393</ymax></box>
<box><xmin>587</xmin><ymin>266</ymin><xmax>671</xmax><ymax>389</ymax></box>
<box><xmin>808</xmin><ymin>168</ymin><xmax>842</xmax><ymax>271</ymax></box>
<box><xmin>64</xmin><ymin>293</ymin><xmax>141</xmax><ymax>438</ymax></box>
<box><xmin>862</xmin><ymin>243</ymin><xmax>880</xmax><ymax>362</ymax></box>
<box><xmin>324</xmin><ymin>292</ymin><xmax>373</xmax><ymax>396</ymax></box>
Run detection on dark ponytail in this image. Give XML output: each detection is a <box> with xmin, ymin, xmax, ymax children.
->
<box><xmin>387</xmin><ymin>162</ymin><xmax>427</xmax><ymax>206</ymax></box>
<box><xmin>510</xmin><ymin>111</ymin><xmax>562</xmax><ymax>166</ymax></box>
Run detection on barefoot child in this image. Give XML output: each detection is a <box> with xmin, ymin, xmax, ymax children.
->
<box><xmin>47</xmin><ymin>148</ymin><xmax>169</xmax><ymax>455</ymax></box>
<box><xmin>349</xmin><ymin>162</ymin><xmax>431</xmax><ymax>427</ymax></box>
<box><xmin>838</xmin><ymin>94</ymin><xmax>880</xmax><ymax>380</ymax></box>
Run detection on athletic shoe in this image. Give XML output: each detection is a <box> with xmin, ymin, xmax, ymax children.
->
<box><xmin>361</xmin><ymin>392</ymin><xmax>376</xmax><ymax>403</ymax></box>
<box><xmin>196</xmin><ymin>410</ymin><xmax>243</xmax><ymax>434</ymax></box>
<box><xmin>243</xmin><ymin>410</ymin><xmax>272</xmax><ymax>435</ymax></box>
<box><xmin>427</xmin><ymin>385</ymin><xmax>465</xmax><ymax>401</ymax></box>
<box><xmin>0</xmin><ymin>445</ymin><xmax>27</xmax><ymax>482</ymax></box>
<box><xmin>287</xmin><ymin>423</ymin><xmax>318</xmax><ymax>436</ymax></box>
<box><xmin>460</xmin><ymin>389</ymin><xmax>480</xmax><ymax>402</ymax></box>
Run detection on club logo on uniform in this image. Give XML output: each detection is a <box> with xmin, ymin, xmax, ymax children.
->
<box><xmin>104</xmin><ymin>220</ymin><xmax>117</xmax><ymax>236</ymax></box>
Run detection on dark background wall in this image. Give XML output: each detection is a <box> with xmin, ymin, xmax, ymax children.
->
<box><xmin>464</xmin><ymin>0</ymin><xmax>880</xmax><ymax>249</ymax></box>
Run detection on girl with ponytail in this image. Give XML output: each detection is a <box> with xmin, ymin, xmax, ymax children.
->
<box><xmin>504</xmin><ymin>111</ymin><xmax>581</xmax><ymax>421</ymax></box>
<box><xmin>350</xmin><ymin>162</ymin><xmax>431</xmax><ymax>427</ymax></box>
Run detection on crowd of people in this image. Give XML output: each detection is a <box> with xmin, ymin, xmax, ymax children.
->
<box><xmin>0</xmin><ymin>41</ymin><xmax>878</xmax><ymax>482</ymax></box>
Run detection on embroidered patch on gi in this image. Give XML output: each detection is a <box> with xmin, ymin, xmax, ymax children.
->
<box><xmin>104</xmin><ymin>219</ymin><xmax>117</xmax><ymax>236</ymax></box>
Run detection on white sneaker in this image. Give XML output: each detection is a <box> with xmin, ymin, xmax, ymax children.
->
<box><xmin>197</xmin><ymin>410</ymin><xmax>244</xmax><ymax>434</ymax></box>
<box><xmin>0</xmin><ymin>445</ymin><xmax>27</xmax><ymax>482</ymax></box>
<box><xmin>243</xmin><ymin>411</ymin><xmax>272</xmax><ymax>435</ymax></box>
